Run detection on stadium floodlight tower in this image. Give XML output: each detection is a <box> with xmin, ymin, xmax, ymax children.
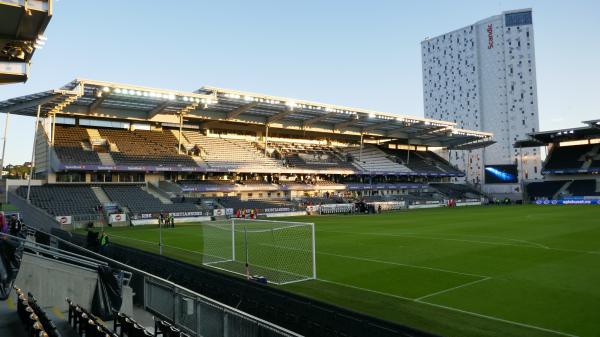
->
<box><xmin>202</xmin><ymin>219</ymin><xmax>316</xmax><ymax>285</ymax></box>
<box><xmin>0</xmin><ymin>0</ymin><xmax>53</xmax><ymax>84</ymax></box>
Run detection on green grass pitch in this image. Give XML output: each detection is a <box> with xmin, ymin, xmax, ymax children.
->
<box><xmin>93</xmin><ymin>205</ymin><xmax>600</xmax><ymax>337</ymax></box>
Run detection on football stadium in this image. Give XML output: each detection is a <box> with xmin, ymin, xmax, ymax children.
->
<box><xmin>1</xmin><ymin>2</ymin><xmax>599</xmax><ymax>337</ymax></box>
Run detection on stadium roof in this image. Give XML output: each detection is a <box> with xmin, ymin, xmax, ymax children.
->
<box><xmin>0</xmin><ymin>78</ymin><xmax>493</xmax><ymax>148</ymax></box>
<box><xmin>514</xmin><ymin>120</ymin><xmax>600</xmax><ymax>148</ymax></box>
<box><xmin>0</xmin><ymin>0</ymin><xmax>52</xmax><ymax>84</ymax></box>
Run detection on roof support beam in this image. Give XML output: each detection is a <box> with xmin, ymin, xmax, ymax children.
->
<box><xmin>362</xmin><ymin>121</ymin><xmax>390</xmax><ymax>133</ymax></box>
<box><xmin>87</xmin><ymin>93</ymin><xmax>106</xmax><ymax>114</ymax></box>
<box><xmin>227</xmin><ymin>102</ymin><xmax>257</xmax><ymax>119</ymax></box>
<box><xmin>386</xmin><ymin>129</ymin><xmax>409</xmax><ymax>139</ymax></box>
<box><xmin>200</xmin><ymin>120</ymin><xmax>220</xmax><ymax>130</ymax></box>
<box><xmin>410</xmin><ymin>125</ymin><xmax>450</xmax><ymax>137</ymax></box>
<box><xmin>302</xmin><ymin>112</ymin><xmax>337</xmax><ymax>128</ymax></box>
<box><xmin>2</xmin><ymin>93</ymin><xmax>62</xmax><ymax>113</ymax></box>
<box><xmin>267</xmin><ymin>108</ymin><xmax>294</xmax><ymax>125</ymax></box>
<box><xmin>334</xmin><ymin>116</ymin><xmax>360</xmax><ymax>131</ymax></box>
<box><xmin>147</xmin><ymin>101</ymin><xmax>169</xmax><ymax>119</ymax></box>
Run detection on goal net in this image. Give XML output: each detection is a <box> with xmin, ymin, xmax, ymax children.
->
<box><xmin>201</xmin><ymin>219</ymin><xmax>316</xmax><ymax>285</ymax></box>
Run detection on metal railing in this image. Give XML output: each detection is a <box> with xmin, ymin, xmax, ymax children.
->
<box><xmin>29</xmin><ymin>227</ymin><xmax>303</xmax><ymax>337</ymax></box>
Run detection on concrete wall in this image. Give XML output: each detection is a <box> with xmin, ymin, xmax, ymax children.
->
<box><xmin>8</xmin><ymin>191</ymin><xmax>59</xmax><ymax>231</ymax></box>
<box><xmin>15</xmin><ymin>252</ymin><xmax>98</xmax><ymax>311</ymax></box>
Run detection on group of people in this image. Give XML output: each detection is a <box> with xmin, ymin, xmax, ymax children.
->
<box><xmin>158</xmin><ymin>212</ymin><xmax>175</xmax><ymax>228</ymax></box>
<box><xmin>86</xmin><ymin>227</ymin><xmax>110</xmax><ymax>255</ymax></box>
<box><xmin>0</xmin><ymin>212</ymin><xmax>24</xmax><ymax>236</ymax></box>
<box><xmin>234</xmin><ymin>208</ymin><xmax>258</xmax><ymax>219</ymax></box>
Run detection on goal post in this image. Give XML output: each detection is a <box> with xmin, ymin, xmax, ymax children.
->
<box><xmin>201</xmin><ymin>219</ymin><xmax>316</xmax><ymax>285</ymax></box>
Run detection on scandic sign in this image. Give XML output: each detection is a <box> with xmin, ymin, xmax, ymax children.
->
<box><xmin>487</xmin><ymin>24</ymin><xmax>493</xmax><ymax>49</ymax></box>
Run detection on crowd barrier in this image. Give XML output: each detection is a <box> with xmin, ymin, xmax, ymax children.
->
<box><xmin>50</xmin><ymin>228</ymin><xmax>438</xmax><ymax>337</ymax></box>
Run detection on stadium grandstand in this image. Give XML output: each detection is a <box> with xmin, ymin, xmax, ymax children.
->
<box><xmin>0</xmin><ymin>0</ymin><xmax>52</xmax><ymax>84</ymax></box>
<box><xmin>515</xmin><ymin>119</ymin><xmax>600</xmax><ymax>203</ymax></box>
<box><xmin>0</xmin><ymin>78</ymin><xmax>492</xmax><ymax>226</ymax></box>
<box><xmin>0</xmin><ymin>78</ymin><xmax>498</xmax><ymax>337</ymax></box>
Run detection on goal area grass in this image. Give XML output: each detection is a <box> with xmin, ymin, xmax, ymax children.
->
<box><xmin>90</xmin><ymin>205</ymin><xmax>600</xmax><ymax>337</ymax></box>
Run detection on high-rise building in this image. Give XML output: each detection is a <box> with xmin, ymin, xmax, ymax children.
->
<box><xmin>421</xmin><ymin>8</ymin><xmax>542</xmax><ymax>198</ymax></box>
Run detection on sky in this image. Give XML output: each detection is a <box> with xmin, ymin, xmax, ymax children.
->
<box><xmin>1</xmin><ymin>0</ymin><xmax>599</xmax><ymax>165</ymax></box>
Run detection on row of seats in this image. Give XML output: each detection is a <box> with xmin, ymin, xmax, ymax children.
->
<box><xmin>54</xmin><ymin>125</ymin><xmax>102</xmax><ymax>165</ymax></box>
<box><xmin>430</xmin><ymin>183</ymin><xmax>484</xmax><ymax>199</ymax></box>
<box><xmin>381</xmin><ymin>148</ymin><xmax>460</xmax><ymax>174</ymax></box>
<box><xmin>112</xmin><ymin>312</ymin><xmax>152</xmax><ymax>337</ymax></box>
<box><xmin>102</xmin><ymin>185</ymin><xmax>199</xmax><ymax>215</ymax></box>
<box><xmin>67</xmin><ymin>298</ymin><xmax>117</xmax><ymax>337</ymax></box>
<box><xmin>52</xmin><ymin>125</ymin><xmax>465</xmax><ymax>176</ymax></box>
<box><xmin>299</xmin><ymin>196</ymin><xmax>346</xmax><ymax>205</ymax></box>
<box><xmin>15</xmin><ymin>287</ymin><xmax>59</xmax><ymax>337</ymax></box>
<box><xmin>154</xmin><ymin>318</ymin><xmax>191</xmax><ymax>337</ymax></box>
<box><xmin>99</xmin><ymin>128</ymin><xmax>198</xmax><ymax>167</ymax></box>
<box><xmin>544</xmin><ymin>144</ymin><xmax>598</xmax><ymax>170</ymax></box>
<box><xmin>184</xmin><ymin>132</ymin><xmax>282</xmax><ymax>170</ymax></box>
<box><xmin>217</xmin><ymin>197</ymin><xmax>297</xmax><ymax>211</ymax></box>
<box><xmin>527</xmin><ymin>179</ymin><xmax>599</xmax><ymax>199</ymax></box>
<box><xmin>269</xmin><ymin>141</ymin><xmax>356</xmax><ymax>171</ymax></box>
<box><xmin>359</xmin><ymin>195</ymin><xmax>405</xmax><ymax>202</ymax></box>
<box><xmin>568</xmin><ymin>179</ymin><xmax>600</xmax><ymax>196</ymax></box>
<box><xmin>16</xmin><ymin>185</ymin><xmax>101</xmax><ymax>216</ymax></box>
<box><xmin>54</xmin><ymin>126</ymin><xmax>199</xmax><ymax>167</ymax></box>
<box><xmin>342</xmin><ymin>145</ymin><xmax>411</xmax><ymax>173</ymax></box>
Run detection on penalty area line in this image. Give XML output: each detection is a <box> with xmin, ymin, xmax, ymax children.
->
<box><xmin>317</xmin><ymin>279</ymin><xmax>579</xmax><ymax>337</ymax></box>
<box><xmin>414</xmin><ymin>277</ymin><xmax>491</xmax><ymax>301</ymax></box>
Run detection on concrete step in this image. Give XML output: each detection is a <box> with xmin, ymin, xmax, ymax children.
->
<box><xmin>553</xmin><ymin>181</ymin><xmax>573</xmax><ymax>199</ymax></box>
<box><xmin>143</xmin><ymin>185</ymin><xmax>173</xmax><ymax>204</ymax></box>
<box><xmin>158</xmin><ymin>180</ymin><xmax>183</xmax><ymax>193</ymax></box>
<box><xmin>171</xmin><ymin>129</ymin><xmax>193</xmax><ymax>152</ymax></box>
<box><xmin>97</xmin><ymin>152</ymin><xmax>115</xmax><ymax>166</ymax></box>
<box><xmin>91</xmin><ymin>186</ymin><xmax>112</xmax><ymax>204</ymax></box>
<box><xmin>86</xmin><ymin>128</ymin><xmax>101</xmax><ymax>138</ymax></box>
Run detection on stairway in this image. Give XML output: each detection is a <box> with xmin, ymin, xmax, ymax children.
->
<box><xmin>158</xmin><ymin>180</ymin><xmax>183</xmax><ymax>193</ymax></box>
<box><xmin>91</xmin><ymin>186</ymin><xmax>112</xmax><ymax>204</ymax></box>
<box><xmin>553</xmin><ymin>181</ymin><xmax>573</xmax><ymax>199</ymax></box>
<box><xmin>97</xmin><ymin>152</ymin><xmax>115</xmax><ymax>166</ymax></box>
<box><xmin>171</xmin><ymin>129</ymin><xmax>193</xmax><ymax>152</ymax></box>
<box><xmin>581</xmin><ymin>145</ymin><xmax>600</xmax><ymax>171</ymax></box>
<box><xmin>86</xmin><ymin>128</ymin><xmax>101</xmax><ymax>139</ymax></box>
<box><xmin>143</xmin><ymin>185</ymin><xmax>173</xmax><ymax>204</ymax></box>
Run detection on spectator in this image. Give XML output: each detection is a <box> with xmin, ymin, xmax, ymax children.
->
<box><xmin>0</xmin><ymin>212</ymin><xmax>6</xmax><ymax>234</ymax></box>
<box><xmin>8</xmin><ymin>215</ymin><xmax>22</xmax><ymax>236</ymax></box>
<box><xmin>99</xmin><ymin>230</ymin><xmax>109</xmax><ymax>255</ymax></box>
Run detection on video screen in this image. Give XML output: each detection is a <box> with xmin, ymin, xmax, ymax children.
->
<box><xmin>484</xmin><ymin>165</ymin><xmax>519</xmax><ymax>184</ymax></box>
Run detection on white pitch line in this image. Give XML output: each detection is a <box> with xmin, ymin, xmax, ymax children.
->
<box><xmin>319</xmin><ymin>229</ymin><xmax>546</xmax><ymax>249</ymax></box>
<box><xmin>317</xmin><ymin>251</ymin><xmax>489</xmax><ymax>278</ymax></box>
<box><xmin>319</xmin><ymin>278</ymin><xmax>414</xmax><ymax>301</ymax></box>
<box><xmin>319</xmin><ymin>279</ymin><xmax>579</xmax><ymax>337</ymax></box>
<box><xmin>414</xmin><ymin>277</ymin><xmax>491</xmax><ymax>301</ymax></box>
<box><xmin>257</xmin><ymin>242</ymin><xmax>489</xmax><ymax>278</ymax></box>
<box><xmin>416</xmin><ymin>300</ymin><xmax>580</xmax><ymax>337</ymax></box>
<box><xmin>319</xmin><ymin>229</ymin><xmax>600</xmax><ymax>256</ymax></box>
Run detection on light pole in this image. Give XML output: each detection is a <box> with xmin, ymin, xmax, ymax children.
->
<box><xmin>159</xmin><ymin>217</ymin><xmax>163</xmax><ymax>255</ymax></box>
